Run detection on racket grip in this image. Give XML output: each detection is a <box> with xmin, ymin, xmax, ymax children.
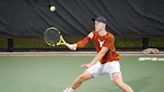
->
<box><xmin>66</xmin><ymin>43</ymin><xmax>77</xmax><ymax>51</ymax></box>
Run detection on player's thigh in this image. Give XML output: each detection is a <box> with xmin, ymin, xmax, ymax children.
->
<box><xmin>103</xmin><ymin>61</ymin><xmax>122</xmax><ymax>80</ymax></box>
<box><xmin>86</xmin><ymin>61</ymin><xmax>103</xmax><ymax>78</ymax></box>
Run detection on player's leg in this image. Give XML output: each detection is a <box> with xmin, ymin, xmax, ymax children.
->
<box><xmin>63</xmin><ymin>71</ymin><xmax>92</xmax><ymax>92</ymax></box>
<box><xmin>71</xmin><ymin>71</ymin><xmax>92</xmax><ymax>89</ymax></box>
<box><xmin>70</xmin><ymin>62</ymin><xmax>102</xmax><ymax>89</ymax></box>
<box><xmin>103</xmin><ymin>61</ymin><xmax>134</xmax><ymax>92</ymax></box>
<box><xmin>63</xmin><ymin>62</ymin><xmax>102</xmax><ymax>92</ymax></box>
<box><xmin>112</xmin><ymin>73</ymin><xmax>134</xmax><ymax>92</ymax></box>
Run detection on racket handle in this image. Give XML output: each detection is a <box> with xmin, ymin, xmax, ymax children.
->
<box><xmin>66</xmin><ymin>43</ymin><xmax>77</xmax><ymax>51</ymax></box>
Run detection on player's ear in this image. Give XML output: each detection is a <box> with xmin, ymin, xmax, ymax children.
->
<box><xmin>103</xmin><ymin>23</ymin><xmax>106</xmax><ymax>27</ymax></box>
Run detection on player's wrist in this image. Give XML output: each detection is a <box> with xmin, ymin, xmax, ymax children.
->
<box><xmin>67</xmin><ymin>43</ymin><xmax>77</xmax><ymax>51</ymax></box>
<box><xmin>74</xmin><ymin>43</ymin><xmax>77</xmax><ymax>47</ymax></box>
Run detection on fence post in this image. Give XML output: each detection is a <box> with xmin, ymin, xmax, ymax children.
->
<box><xmin>142</xmin><ymin>38</ymin><xmax>149</xmax><ymax>50</ymax></box>
<box><xmin>7</xmin><ymin>38</ymin><xmax>14</xmax><ymax>52</ymax></box>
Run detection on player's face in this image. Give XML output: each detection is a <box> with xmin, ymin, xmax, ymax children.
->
<box><xmin>94</xmin><ymin>21</ymin><xmax>106</xmax><ymax>32</ymax></box>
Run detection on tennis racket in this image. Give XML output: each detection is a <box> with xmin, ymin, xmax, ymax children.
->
<box><xmin>44</xmin><ymin>27</ymin><xmax>68</xmax><ymax>46</ymax></box>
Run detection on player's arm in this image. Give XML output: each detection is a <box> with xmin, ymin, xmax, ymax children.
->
<box><xmin>81</xmin><ymin>47</ymin><xmax>109</xmax><ymax>68</ymax></box>
<box><xmin>67</xmin><ymin>32</ymin><xmax>94</xmax><ymax>50</ymax></box>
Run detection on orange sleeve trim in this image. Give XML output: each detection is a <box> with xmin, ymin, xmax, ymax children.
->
<box><xmin>76</xmin><ymin>36</ymin><xmax>91</xmax><ymax>48</ymax></box>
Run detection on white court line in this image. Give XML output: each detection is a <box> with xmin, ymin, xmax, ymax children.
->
<box><xmin>0</xmin><ymin>51</ymin><xmax>164</xmax><ymax>56</ymax></box>
<box><xmin>0</xmin><ymin>52</ymin><xmax>95</xmax><ymax>56</ymax></box>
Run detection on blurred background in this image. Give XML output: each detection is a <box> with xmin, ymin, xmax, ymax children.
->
<box><xmin>0</xmin><ymin>0</ymin><xmax>164</xmax><ymax>52</ymax></box>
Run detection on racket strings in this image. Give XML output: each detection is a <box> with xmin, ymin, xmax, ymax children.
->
<box><xmin>45</xmin><ymin>29</ymin><xmax>60</xmax><ymax>45</ymax></box>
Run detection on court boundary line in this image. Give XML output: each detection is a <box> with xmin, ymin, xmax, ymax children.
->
<box><xmin>0</xmin><ymin>51</ymin><xmax>164</xmax><ymax>56</ymax></box>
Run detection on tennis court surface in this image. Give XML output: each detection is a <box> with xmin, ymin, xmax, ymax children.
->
<box><xmin>0</xmin><ymin>52</ymin><xmax>164</xmax><ymax>92</ymax></box>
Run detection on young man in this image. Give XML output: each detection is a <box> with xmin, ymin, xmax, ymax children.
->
<box><xmin>64</xmin><ymin>16</ymin><xmax>134</xmax><ymax>92</ymax></box>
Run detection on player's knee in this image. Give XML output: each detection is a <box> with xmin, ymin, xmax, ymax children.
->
<box><xmin>112</xmin><ymin>73</ymin><xmax>123</xmax><ymax>85</ymax></box>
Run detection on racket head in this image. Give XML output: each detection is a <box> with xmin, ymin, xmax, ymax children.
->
<box><xmin>44</xmin><ymin>27</ymin><xmax>61</xmax><ymax>46</ymax></box>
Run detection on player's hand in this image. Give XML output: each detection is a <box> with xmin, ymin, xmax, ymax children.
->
<box><xmin>66</xmin><ymin>43</ymin><xmax>77</xmax><ymax>51</ymax></box>
<box><xmin>80</xmin><ymin>63</ymin><xmax>92</xmax><ymax>68</ymax></box>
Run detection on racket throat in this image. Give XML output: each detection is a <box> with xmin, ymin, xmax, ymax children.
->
<box><xmin>56</xmin><ymin>42</ymin><xmax>67</xmax><ymax>46</ymax></box>
<box><xmin>56</xmin><ymin>36</ymin><xmax>68</xmax><ymax>46</ymax></box>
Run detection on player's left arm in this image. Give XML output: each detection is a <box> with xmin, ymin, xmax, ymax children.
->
<box><xmin>81</xmin><ymin>47</ymin><xmax>109</xmax><ymax>68</ymax></box>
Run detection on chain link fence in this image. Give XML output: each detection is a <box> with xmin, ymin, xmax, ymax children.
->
<box><xmin>0</xmin><ymin>37</ymin><xmax>164</xmax><ymax>52</ymax></box>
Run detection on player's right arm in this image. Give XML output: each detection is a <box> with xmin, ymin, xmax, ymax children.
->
<box><xmin>67</xmin><ymin>32</ymin><xmax>93</xmax><ymax>50</ymax></box>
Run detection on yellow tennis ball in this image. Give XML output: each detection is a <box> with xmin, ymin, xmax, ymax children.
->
<box><xmin>50</xmin><ymin>6</ymin><xmax>56</xmax><ymax>12</ymax></box>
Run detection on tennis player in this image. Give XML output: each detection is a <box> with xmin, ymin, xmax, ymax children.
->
<box><xmin>64</xmin><ymin>16</ymin><xmax>134</xmax><ymax>92</ymax></box>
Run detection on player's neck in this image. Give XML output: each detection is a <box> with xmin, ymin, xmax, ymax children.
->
<box><xmin>98</xmin><ymin>29</ymin><xmax>107</xmax><ymax>36</ymax></box>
